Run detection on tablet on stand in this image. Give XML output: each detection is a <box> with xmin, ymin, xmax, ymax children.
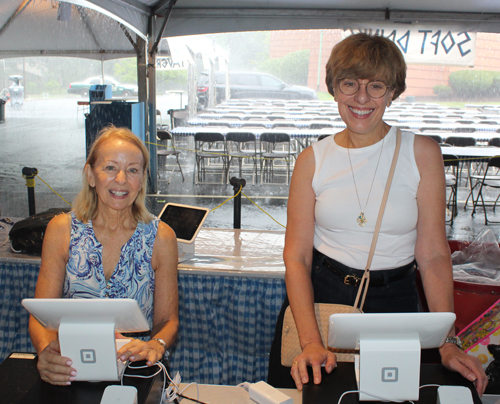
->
<box><xmin>328</xmin><ymin>312</ymin><xmax>456</xmax><ymax>401</ymax></box>
<box><xmin>158</xmin><ymin>203</ymin><xmax>210</xmax><ymax>262</ymax></box>
<box><xmin>22</xmin><ymin>298</ymin><xmax>150</xmax><ymax>382</ymax></box>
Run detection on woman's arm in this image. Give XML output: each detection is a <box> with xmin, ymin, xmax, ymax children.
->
<box><xmin>29</xmin><ymin>213</ymin><xmax>73</xmax><ymax>385</ymax></box>
<box><xmin>284</xmin><ymin>147</ymin><xmax>336</xmax><ymax>390</ymax></box>
<box><xmin>117</xmin><ymin>221</ymin><xmax>179</xmax><ymax>366</ymax></box>
<box><xmin>414</xmin><ymin>136</ymin><xmax>487</xmax><ymax>395</ymax></box>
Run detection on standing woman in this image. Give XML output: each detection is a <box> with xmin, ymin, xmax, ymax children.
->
<box><xmin>267</xmin><ymin>33</ymin><xmax>487</xmax><ymax>394</ymax></box>
<box><xmin>29</xmin><ymin>126</ymin><xmax>179</xmax><ymax>385</ymax></box>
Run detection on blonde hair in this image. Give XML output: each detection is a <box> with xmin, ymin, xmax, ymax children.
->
<box><xmin>325</xmin><ymin>33</ymin><xmax>407</xmax><ymax>100</ymax></box>
<box><xmin>72</xmin><ymin>125</ymin><xmax>153</xmax><ymax>224</ymax></box>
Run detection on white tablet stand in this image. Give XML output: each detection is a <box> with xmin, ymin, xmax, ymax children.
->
<box><xmin>22</xmin><ymin>298</ymin><xmax>150</xmax><ymax>382</ymax></box>
<box><xmin>158</xmin><ymin>202</ymin><xmax>210</xmax><ymax>263</ymax></box>
<box><xmin>329</xmin><ymin>312</ymin><xmax>456</xmax><ymax>401</ymax></box>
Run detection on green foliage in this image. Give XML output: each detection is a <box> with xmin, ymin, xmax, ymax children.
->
<box><xmin>448</xmin><ymin>70</ymin><xmax>500</xmax><ymax>98</ymax></box>
<box><xmin>113</xmin><ymin>58</ymin><xmax>138</xmax><ymax>84</ymax></box>
<box><xmin>156</xmin><ymin>70</ymin><xmax>188</xmax><ymax>93</ymax></box>
<box><xmin>318</xmin><ymin>91</ymin><xmax>334</xmax><ymax>101</ymax></box>
<box><xmin>258</xmin><ymin>49</ymin><xmax>310</xmax><ymax>86</ymax></box>
<box><xmin>43</xmin><ymin>80</ymin><xmax>62</xmax><ymax>94</ymax></box>
<box><xmin>433</xmin><ymin>85</ymin><xmax>453</xmax><ymax>99</ymax></box>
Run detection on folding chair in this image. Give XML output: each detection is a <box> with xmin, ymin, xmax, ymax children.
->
<box><xmin>471</xmin><ymin>156</ymin><xmax>500</xmax><ymax>224</ymax></box>
<box><xmin>157</xmin><ymin>130</ymin><xmax>184</xmax><ymax>183</ymax></box>
<box><xmin>225</xmin><ymin>132</ymin><xmax>258</xmax><ymax>184</ymax></box>
<box><xmin>442</xmin><ymin>154</ymin><xmax>459</xmax><ymax>226</ymax></box>
<box><xmin>260</xmin><ymin>132</ymin><xmax>296</xmax><ymax>185</ymax></box>
<box><xmin>488</xmin><ymin>138</ymin><xmax>500</xmax><ymax>147</ymax></box>
<box><xmin>194</xmin><ymin>132</ymin><xmax>227</xmax><ymax>184</ymax></box>
<box><xmin>444</xmin><ymin>136</ymin><xmax>477</xmax><ymax>184</ymax></box>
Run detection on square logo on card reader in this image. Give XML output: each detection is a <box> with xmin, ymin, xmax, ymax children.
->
<box><xmin>80</xmin><ymin>349</ymin><xmax>96</xmax><ymax>363</ymax></box>
<box><xmin>381</xmin><ymin>367</ymin><xmax>398</xmax><ymax>382</ymax></box>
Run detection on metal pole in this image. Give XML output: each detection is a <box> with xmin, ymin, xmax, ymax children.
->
<box><xmin>22</xmin><ymin>167</ymin><xmax>38</xmax><ymax>216</ymax></box>
<box><xmin>229</xmin><ymin>177</ymin><xmax>246</xmax><ymax>229</ymax></box>
<box><xmin>316</xmin><ymin>30</ymin><xmax>324</xmax><ymax>92</ymax></box>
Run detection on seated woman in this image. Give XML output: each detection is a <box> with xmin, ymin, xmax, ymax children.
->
<box><xmin>267</xmin><ymin>33</ymin><xmax>487</xmax><ymax>395</ymax></box>
<box><xmin>29</xmin><ymin>126</ymin><xmax>179</xmax><ymax>386</ymax></box>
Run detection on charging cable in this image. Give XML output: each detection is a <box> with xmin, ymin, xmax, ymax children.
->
<box><xmin>120</xmin><ymin>361</ymin><xmax>206</xmax><ymax>404</ymax></box>
<box><xmin>337</xmin><ymin>385</ymin><xmax>442</xmax><ymax>404</ymax></box>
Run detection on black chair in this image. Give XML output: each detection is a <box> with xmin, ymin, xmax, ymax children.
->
<box><xmin>194</xmin><ymin>132</ymin><xmax>227</xmax><ymax>184</ymax></box>
<box><xmin>471</xmin><ymin>156</ymin><xmax>500</xmax><ymax>224</ymax></box>
<box><xmin>259</xmin><ymin>132</ymin><xmax>296</xmax><ymax>185</ymax></box>
<box><xmin>271</xmin><ymin>122</ymin><xmax>298</xmax><ymax>129</ymax></box>
<box><xmin>225</xmin><ymin>132</ymin><xmax>258</xmax><ymax>184</ymax></box>
<box><xmin>241</xmin><ymin>122</ymin><xmax>267</xmax><ymax>129</ymax></box>
<box><xmin>453</xmin><ymin>127</ymin><xmax>476</xmax><ymax>133</ymax></box>
<box><xmin>157</xmin><ymin>129</ymin><xmax>184</xmax><ymax>183</ymax></box>
<box><xmin>317</xmin><ymin>134</ymin><xmax>332</xmax><ymax>141</ymax></box>
<box><xmin>156</xmin><ymin>109</ymin><xmax>164</xmax><ymax>129</ymax></box>
<box><xmin>442</xmin><ymin>154</ymin><xmax>459</xmax><ymax>226</ymax></box>
<box><xmin>207</xmin><ymin>121</ymin><xmax>232</xmax><ymax>128</ymax></box>
<box><xmin>444</xmin><ymin>136</ymin><xmax>476</xmax><ymax>147</ymax></box>
<box><xmin>310</xmin><ymin>123</ymin><xmax>334</xmax><ymax>129</ymax></box>
<box><xmin>488</xmin><ymin>137</ymin><xmax>500</xmax><ymax>147</ymax></box>
<box><xmin>425</xmin><ymin>134</ymin><xmax>443</xmax><ymax>144</ymax></box>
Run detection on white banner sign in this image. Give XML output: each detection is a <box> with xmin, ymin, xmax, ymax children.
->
<box><xmin>342</xmin><ymin>25</ymin><xmax>476</xmax><ymax>67</ymax></box>
<box><xmin>156</xmin><ymin>57</ymin><xmax>188</xmax><ymax>71</ymax></box>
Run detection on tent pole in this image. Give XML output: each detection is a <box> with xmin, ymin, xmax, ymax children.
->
<box><xmin>101</xmin><ymin>58</ymin><xmax>104</xmax><ymax>83</ymax></box>
<box><xmin>147</xmin><ymin>17</ymin><xmax>158</xmax><ymax>194</ymax></box>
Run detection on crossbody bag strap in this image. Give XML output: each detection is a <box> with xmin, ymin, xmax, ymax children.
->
<box><xmin>354</xmin><ymin>128</ymin><xmax>402</xmax><ymax>310</ymax></box>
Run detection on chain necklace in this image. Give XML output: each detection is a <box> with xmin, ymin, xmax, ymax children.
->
<box><xmin>347</xmin><ymin>136</ymin><xmax>385</xmax><ymax>227</ymax></box>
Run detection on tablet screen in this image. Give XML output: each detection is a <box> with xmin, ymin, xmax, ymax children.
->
<box><xmin>159</xmin><ymin>203</ymin><xmax>209</xmax><ymax>243</ymax></box>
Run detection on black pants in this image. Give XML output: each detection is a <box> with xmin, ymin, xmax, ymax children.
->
<box><xmin>267</xmin><ymin>249</ymin><xmax>419</xmax><ymax>388</ymax></box>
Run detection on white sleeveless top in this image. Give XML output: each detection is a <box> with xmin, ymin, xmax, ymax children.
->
<box><xmin>312</xmin><ymin>127</ymin><xmax>420</xmax><ymax>270</ymax></box>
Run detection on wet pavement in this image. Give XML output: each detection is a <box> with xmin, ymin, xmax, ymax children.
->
<box><xmin>0</xmin><ymin>96</ymin><xmax>499</xmax><ymax>242</ymax></box>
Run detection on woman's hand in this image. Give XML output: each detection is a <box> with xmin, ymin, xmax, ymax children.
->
<box><xmin>37</xmin><ymin>340</ymin><xmax>76</xmax><ymax>385</ymax></box>
<box><xmin>116</xmin><ymin>337</ymin><xmax>165</xmax><ymax>366</ymax></box>
<box><xmin>290</xmin><ymin>341</ymin><xmax>337</xmax><ymax>391</ymax></box>
<box><xmin>440</xmin><ymin>343</ymin><xmax>488</xmax><ymax>396</ymax></box>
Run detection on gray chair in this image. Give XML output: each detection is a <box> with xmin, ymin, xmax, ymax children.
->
<box><xmin>260</xmin><ymin>132</ymin><xmax>296</xmax><ymax>185</ymax></box>
<box><xmin>442</xmin><ymin>154</ymin><xmax>459</xmax><ymax>226</ymax></box>
<box><xmin>194</xmin><ymin>132</ymin><xmax>227</xmax><ymax>184</ymax></box>
<box><xmin>471</xmin><ymin>156</ymin><xmax>500</xmax><ymax>224</ymax></box>
<box><xmin>157</xmin><ymin>130</ymin><xmax>184</xmax><ymax>183</ymax></box>
<box><xmin>225</xmin><ymin>132</ymin><xmax>258</xmax><ymax>184</ymax></box>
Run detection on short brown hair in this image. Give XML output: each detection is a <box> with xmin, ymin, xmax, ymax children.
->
<box><xmin>73</xmin><ymin>125</ymin><xmax>152</xmax><ymax>224</ymax></box>
<box><xmin>325</xmin><ymin>33</ymin><xmax>407</xmax><ymax>100</ymax></box>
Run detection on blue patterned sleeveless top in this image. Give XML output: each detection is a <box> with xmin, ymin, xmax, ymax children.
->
<box><xmin>63</xmin><ymin>211</ymin><xmax>160</xmax><ymax>329</ymax></box>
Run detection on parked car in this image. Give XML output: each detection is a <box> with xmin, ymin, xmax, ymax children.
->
<box><xmin>197</xmin><ymin>71</ymin><xmax>318</xmax><ymax>108</ymax></box>
<box><xmin>67</xmin><ymin>77</ymin><xmax>138</xmax><ymax>98</ymax></box>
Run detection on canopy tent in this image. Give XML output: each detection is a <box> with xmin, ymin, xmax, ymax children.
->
<box><xmin>1</xmin><ymin>0</ymin><xmax>500</xmax><ymax>60</ymax></box>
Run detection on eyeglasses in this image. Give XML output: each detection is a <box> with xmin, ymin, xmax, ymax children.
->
<box><xmin>337</xmin><ymin>78</ymin><xmax>392</xmax><ymax>99</ymax></box>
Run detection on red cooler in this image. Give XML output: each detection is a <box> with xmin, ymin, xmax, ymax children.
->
<box><xmin>449</xmin><ymin>240</ymin><xmax>500</xmax><ymax>333</ymax></box>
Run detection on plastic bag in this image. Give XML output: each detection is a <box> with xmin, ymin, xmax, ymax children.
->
<box><xmin>451</xmin><ymin>227</ymin><xmax>500</xmax><ymax>284</ymax></box>
<box><xmin>9</xmin><ymin>208</ymin><xmax>71</xmax><ymax>255</ymax></box>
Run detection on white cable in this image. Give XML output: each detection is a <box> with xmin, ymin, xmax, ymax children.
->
<box><xmin>117</xmin><ymin>360</ymin><xmax>202</xmax><ymax>404</ymax></box>
<box><xmin>0</xmin><ymin>234</ymin><xmax>9</xmax><ymax>247</ymax></box>
<box><xmin>179</xmin><ymin>382</ymin><xmax>200</xmax><ymax>403</ymax></box>
<box><xmin>337</xmin><ymin>384</ymin><xmax>442</xmax><ymax>404</ymax></box>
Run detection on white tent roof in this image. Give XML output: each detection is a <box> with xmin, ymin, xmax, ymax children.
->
<box><xmin>1</xmin><ymin>0</ymin><xmax>500</xmax><ymax>60</ymax></box>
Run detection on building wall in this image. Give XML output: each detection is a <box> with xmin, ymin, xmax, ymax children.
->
<box><xmin>269</xmin><ymin>30</ymin><xmax>500</xmax><ymax>99</ymax></box>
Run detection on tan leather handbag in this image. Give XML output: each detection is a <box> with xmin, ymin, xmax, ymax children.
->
<box><xmin>280</xmin><ymin>129</ymin><xmax>402</xmax><ymax>366</ymax></box>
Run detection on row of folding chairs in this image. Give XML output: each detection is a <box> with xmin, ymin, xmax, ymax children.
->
<box><xmin>193</xmin><ymin>132</ymin><xmax>298</xmax><ymax>185</ymax></box>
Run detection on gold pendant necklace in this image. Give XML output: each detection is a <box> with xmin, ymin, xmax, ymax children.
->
<box><xmin>347</xmin><ymin>137</ymin><xmax>385</xmax><ymax>227</ymax></box>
